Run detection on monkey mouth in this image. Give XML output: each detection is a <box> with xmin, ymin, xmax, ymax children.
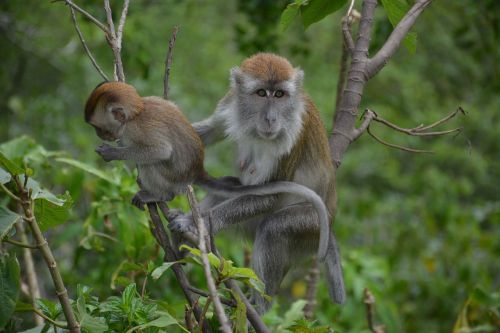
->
<box><xmin>257</xmin><ymin>129</ymin><xmax>280</xmax><ymax>140</ymax></box>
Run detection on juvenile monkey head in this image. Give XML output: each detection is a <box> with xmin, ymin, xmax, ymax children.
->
<box><xmin>230</xmin><ymin>53</ymin><xmax>305</xmax><ymax>141</ymax></box>
<box><xmin>84</xmin><ymin>81</ymin><xmax>144</xmax><ymax>141</ymax></box>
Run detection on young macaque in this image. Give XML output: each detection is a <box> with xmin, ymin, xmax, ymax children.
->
<box><xmin>84</xmin><ymin>81</ymin><xmax>331</xmax><ymax>261</ymax></box>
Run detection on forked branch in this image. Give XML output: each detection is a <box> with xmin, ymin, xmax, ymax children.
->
<box><xmin>164</xmin><ymin>26</ymin><xmax>179</xmax><ymax>99</ymax></box>
<box><xmin>357</xmin><ymin>107</ymin><xmax>465</xmax><ymax>154</ymax></box>
<box><xmin>363</xmin><ymin>288</ymin><xmax>385</xmax><ymax>333</ymax></box>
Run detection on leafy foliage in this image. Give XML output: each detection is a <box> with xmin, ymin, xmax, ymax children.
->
<box><xmin>0</xmin><ymin>253</ymin><xmax>20</xmax><ymax>329</ymax></box>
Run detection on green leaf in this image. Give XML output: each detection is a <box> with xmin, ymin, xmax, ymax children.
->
<box><xmin>35</xmin><ymin>299</ymin><xmax>61</xmax><ymax>319</ymax></box>
<box><xmin>56</xmin><ymin>157</ymin><xmax>120</xmax><ymax>185</ymax></box>
<box><xmin>125</xmin><ymin>311</ymin><xmax>187</xmax><ymax>333</ymax></box>
<box><xmin>380</xmin><ymin>0</ymin><xmax>418</xmax><ymax>53</ymax></box>
<box><xmin>232</xmin><ymin>292</ymin><xmax>247</xmax><ymax>333</ymax></box>
<box><xmin>280</xmin><ymin>300</ymin><xmax>308</xmax><ymax>329</ymax></box>
<box><xmin>0</xmin><ymin>152</ymin><xmax>24</xmax><ymax>176</ymax></box>
<box><xmin>0</xmin><ymin>167</ymin><xmax>11</xmax><ymax>184</ymax></box>
<box><xmin>0</xmin><ymin>253</ymin><xmax>20</xmax><ymax>329</ymax></box>
<box><xmin>34</xmin><ymin>192</ymin><xmax>73</xmax><ymax>231</ymax></box>
<box><xmin>301</xmin><ymin>0</ymin><xmax>348</xmax><ymax>29</ymax></box>
<box><xmin>151</xmin><ymin>262</ymin><xmax>176</xmax><ymax>280</ymax></box>
<box><xmin>0</xmin><ymin>206</ymin><xmax>21</xmax><ymax>241</ymax></box>
<box><xmin>279</xmin><ymin>2</ymin><xmax>301</xmax><ymax>31</ymax></box>
<box><xmin>80</xmin><ymin>313</ymin><xmax>108</xmax><ymax>333</ymax></box>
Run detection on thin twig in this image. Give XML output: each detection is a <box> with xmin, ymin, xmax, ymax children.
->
<box><xmin>188</xmin><ymin>285</ymin><xmax>236</xmax><ymax>307</ymax></box>
<box><xmin>363</xmin><ymin>288</ymin><xmax>385</xmax><ymax>333</ymax></box>
<box><xmin>303</xmin><ymin>257</ymin><xmax>319</xmax><ymax>320</ymax></box>
<box><xmin>416</xmin><ymin>106</ymin><xmax>466</xmax><ymax>131</ymax></box>
<box><xmin>2</xmin><ymin>237</ymin><xmax>38</xmax><ymax>249</ymax></box>
<box><xmin>186</xmin><ymin>186</ymin><xmax>232</xmax><ymax>333</ymax></box>
<box><xmin>0</xmin><ymin>182</ymin><xmax>21</xmax><ymax>201</ymax></box>
<box><xmin>69</xmin><ymin>6</ymin><xmax>109</xmax><ymax>81</ymax></box>
<box><xmin>56</xmin><ymin>0</ymin><xmax>109</xmax><ymax>34</ymax></box>
<box><xmin>367</xmin><ymin>126</ymin><xmax>433</xmax><ymax>154</ymax></box>
<box><xmin>13</xmin><ymin>177</ymin><xmax>80</xmax><ymax>333</ymax></box>
<box><xmin>163</xmin><ymin>26</ymin><xmax>179</xmax><ymax>100</ymax></box>
<box><xmin>17</xmin><ymin>307</ymin><xmax>68</xmax><ymax>329</ymax></box>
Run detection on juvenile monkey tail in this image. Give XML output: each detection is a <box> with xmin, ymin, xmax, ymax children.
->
<box><xmin>196</xmin><ymin>175</ymin><xmax>330</xmax><ymax>261</ymax></box>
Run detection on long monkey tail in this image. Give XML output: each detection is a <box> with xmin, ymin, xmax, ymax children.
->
<box><xmin>196</xmin><ymin>175</ymin><xmax>330</xmax><ymax>261</ymax></box>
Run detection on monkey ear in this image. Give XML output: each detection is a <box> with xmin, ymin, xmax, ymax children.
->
<box><xmin>110</xmin><ymin>107</ymin><xmax>126</xmax><ymax>123</ymax></box>
<box><xmin>229</xmin><ymin>67</ymin><xmax>243</xmax><ymax>88</ymax></box>
<box><xmin>293</xmin><ymin>67</ymin><xmax>304</xmax><ymax>88</ymax></box>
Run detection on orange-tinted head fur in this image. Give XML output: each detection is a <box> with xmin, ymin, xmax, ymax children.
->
<box><xmin>84</xmin><ymin>81</ymin><xmax>144</xmax><ymax>123</ymax></box>
<box><xmin>85</xmin><ymin>81</ymin><xmax>145</xmax><ymax>141</ymax></box>
<box><xmin>240</xmin><ymin>53</ymin><xmax>295</xmax><ymax>82</ymax></box>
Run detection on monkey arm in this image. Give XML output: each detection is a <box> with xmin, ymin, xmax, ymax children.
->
<box><xmin>95</xmin><ymin>143</ymin><xmax>173</xmax><ymax>163</ymax></box>
<box><xmin>192</xmin><ymin>114</ymin><xmax>226</xmax><ymax>146</ymax></box>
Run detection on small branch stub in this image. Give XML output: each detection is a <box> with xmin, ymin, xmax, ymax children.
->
<box><xmin>164</xmin><ymin>26</ymin><xmax>179</xmax><ymax>100</ymax></box>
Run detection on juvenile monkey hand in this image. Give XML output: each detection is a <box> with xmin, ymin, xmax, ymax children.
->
<box><xmin>95</xmin><ymin>143</ymin><xmax>120</xmax><ymax>162</ymax></box>
<box><xmin>168</xmin><ymin>213</ymin><xmax>198</xmax><ymax>236</ymax></box>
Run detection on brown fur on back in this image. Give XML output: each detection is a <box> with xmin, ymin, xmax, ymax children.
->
<box><xmin>275</xmin><ymin>94</ymin><xmax>336</xmax><ymax>214</ymax></box>
<box><xmin>85</xmin><ymin>82</ymin><xmax>144</xmax><ymax>122</ymax></box>
<box><xmin>129</xmin><ymin>97</ymin><xmax>205</xmax><ymax>183</ymax></box>
<box><xmin>240</xmin><ymin>53</ymin><xmax>295</xmax><ymax>82</ymax></box>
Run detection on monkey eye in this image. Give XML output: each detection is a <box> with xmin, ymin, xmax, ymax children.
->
<box><xmin>256</xmin><ymin>89</ymin><xmax>267</xmax><ymax>97</ymax></box>
<box><xmin>274</xmin><ymin>90</ymin><xmax>285</xmax><ymax>98</ymax></box>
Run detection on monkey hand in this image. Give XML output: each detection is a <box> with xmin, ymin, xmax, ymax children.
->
<box><xmin>168</xmin><ymin>213</ymin><xmax>198</xmax><ymax>236</ymax></box>
<box><xmin>95</xmin><ymin>143</ymin><xmax>120</xmax><ymax>162</ymax></box>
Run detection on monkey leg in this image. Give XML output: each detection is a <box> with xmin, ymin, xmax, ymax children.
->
<box><xmin>250</xmin><ymin>203</ymin><xmax>344</xmax><ymax>312</ymax></box>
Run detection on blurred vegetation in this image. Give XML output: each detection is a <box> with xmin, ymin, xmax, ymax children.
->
<box><xmin>0</xmin><ymin>0</ymin><xmax>499</xmax><ymax>332</ymax></box>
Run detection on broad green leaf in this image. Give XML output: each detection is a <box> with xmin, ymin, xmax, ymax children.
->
<box><xmin>0</xmin><ymin>136</ymin><xmax>37</xmax><ymax>161</ymax></box>
<box><xmin>0</xmin><ymin>167</ymin><xmax>11</xmax><ymax>184</ymax></box>
<box><xmin>36</xmin><ymin>298</ymin><xmax>61</xmax><ymax>319</ymax></box>
<box><xmin>80</xmin><ymin>313</ymin><xmax>108</xmax><ymax>333</ymax></box>
<box><xmin>125</xmin><ymin>311</ymin><xmax>187</xmax><ymax>333</ymax></box>
<box><xmin>56</xmin><ymin>157</ymin><xmax>120</xmax><ymax>185</ymax></box>
<box><xmin>380</xmin><ymin>0</ymin><xmax>418</xmax><ymax>53</ymax></box>
<box><xmin>34</xmin><ymin>192</ymin><xmax>73</xmax><ymax>231</ymax></box>
<box><xmin>0</xmin><ymin>253</ymin><xmax>20</xmax><ymax>329</ymax></box>
<box><xmin>301</xmin><ymin>0</ymin><xmax>348</xmax><ymax>29</ymax></box>
<box><xmin>151</xmin><ymin>262</ymin><xmax>176</xmax><ymax>280</ymax></box>
<box><xmin>179</xmin><ymin>244</ymin><xmax>221</xmax><ymax>268</ymax></box>
<box><xmin>281</xmin><ymin>300</ymin><xmax>308</xmax><ymax>329</ymax></box>
<box><xmin>279</xmin><ymin>2</ymin><xmax>301</xmax><ymax>31</ymax></box>
<box><xmin>0</xmin><ymin>206</ymin><xmax>21</xmax><ymax>240</ymax></box>
<box><xmin>228</xmin><ymin>267</ymin><xmax>260</xmax><ymax>281</ymax></box>
<box><xmin>0</xmin><ymin>152</ymin><xmax>24</xmax><ymax>176</ymax></box>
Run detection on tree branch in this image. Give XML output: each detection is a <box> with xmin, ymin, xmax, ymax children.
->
<box><xmin>56</xmin><ymin>0</ymin><xmax>109</xmax><ymax>34</ymax></box>
<box><xmin>13</xmin><ymin>177</ymin><xmax>80</xmax><ymax>333</ymax></box>
<box><xmin>186</xmin><ymin>186</ymin><xmax>232</xmax><ymax>333</ymax></box>
<box><xmin>69</xmin><ymin>6</ymin><xmax>109</xmax><ymax>81</ymax></box>
<box><xmin>163</xmin><ymin>26</ymin><xmax>179</xmax><ymax>100</ymax></box>
<box><xmin>367</xmin><ymin>0</ymin><xmax>433</xmax><ymax>79</ymax></box>
<box><xmin>103</xmin><ymin>0</ymin><xmax>125</xmax><ymax>81</ymax></box>
<box><xmin>147</xmin><ymin>203</ymin><xmax>212</xmax><ymax>333</ymax></box>
<box><xmin>116</xmin><ymin>0</ymin><xmax>130</xmax><ymax>49</ymax></box>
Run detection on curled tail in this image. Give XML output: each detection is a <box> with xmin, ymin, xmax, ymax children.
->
<box><xmin>196</xmin><ymin>176</ymin><xmax>330</xmax><ymax>261</ymax></box>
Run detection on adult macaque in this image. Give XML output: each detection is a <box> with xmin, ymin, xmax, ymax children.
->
<box><xmin>84</xmin><ymin>81</ymin><xmax>331</xmax><ymax>262</ymax></box>
<box><xmin>170</xmin><ymin>53</ymin><xmax>346</xmax><ymax>312</ymax></box>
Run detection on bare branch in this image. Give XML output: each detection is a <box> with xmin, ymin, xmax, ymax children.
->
<box><xmin>56</xmin><ymin>0</ymin><xmax>109</xmax><ymax>34</ymax></box>
<box><xmin>0</xmin><ymin>182</ymin><xmax>21</xmax><ymax>201</ymax></box>
<box><xmin>367</xmin><ymin>126</ymin><xmax>433</xmax><ymax>154</ymax></box>
<box><xmin>116</xmin><ymin>0</ymin><xmax>130</xmax><ymax>49</ymax></box>
<box><xmin>164</xmin><ymin>26</ymin><xmax>179</xmax><ymax>100</ymax></box>
<box><xmin>186</xmin><ymin>186</ymin><xmax>232</xmax><ymax>333</ymax></box>
<box><xmin>187</xmin><ymin>286</ymin><xmax>236</xmax><ymax>307</ymax></box>
<box><xmin>367</xmin><ymin>0</ymin><xmax>433</xmax><ymax>79</ymax></box>
<box><xmin>351</xmin><ymin>108</ymin><xmax>377</xmax><ymax>141</ymax></box>
<box><xmin>69</xmin><ymin>7</ymin><xmax>109</xmax><ymax>81</ymax></box>
<box><xmin>185</xmin><ymin>305</ymin><xmax>195</xmax><ymax>332</ymax></box>
<box><xmin>341</xmin><ymin>0</ymin><xmax>357</xmax><ymax>54</ymax></box>
<box><xmin>103</xmin><ymin>0</ymin><xmax>125</xmax><ymax>81</ymax></box>
<box><xmin>2</xmin><ymin>237</ymin><xmax>37</xmax><ymax>249</ymax></box>
<box><xmin>363</xmin><ymin>288</ymin><xmax>385</xmax><ymax>333</ymax></box>
<box><xmin>417</xmin><ymin>106</ymin><xmax>466</xmax><ymax>131</ymax></box>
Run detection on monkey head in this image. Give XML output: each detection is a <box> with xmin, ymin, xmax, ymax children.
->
<box><xmin>229</xmin><ymin>53</ymin><xmax>305</xmax><ymax>141</ymax></box>
<box><xmin>84</xmin><ymin>81</ymin><xmax>144</xmax><ymax>141</ymax></box>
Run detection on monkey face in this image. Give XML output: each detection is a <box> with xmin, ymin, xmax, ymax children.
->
<box><xmin>88</xmin><ymin>103</ymin><xmax>125</xmax><ymax>142</ymax></box>
<box><xmin>232</xmin><ymin>69</ymin><xmax>305</xmax><ymax>141</ymax></box>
